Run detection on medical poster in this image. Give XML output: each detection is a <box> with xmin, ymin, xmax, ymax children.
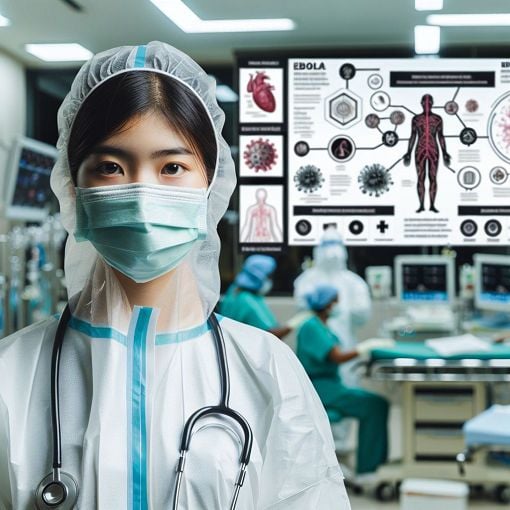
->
<box><xmin>239</xmin><ymin>135</ymin><xmax>284</xmax><ymax>178</ymax></box>
<box><xmin>287</xmin><ymin>58</ymin><xmax>510</xmax><ymax>246</ymax></box>
<box><xmin>239</xmin><ymin>67</ymin><xmax>284</xmax><ymax>124</ymax></box>
<box><xmin>239</xmin><ymin>185</ymin><xmax>284</xmax><ymax>244</ymax></box>
<box><xmin>238</xmin><ymin>58</ymin><xmax>286</xmax><ymax>253</ymax></box>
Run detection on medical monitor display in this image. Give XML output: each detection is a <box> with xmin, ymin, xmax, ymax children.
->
<box><xmin>5</xmin><ymin>137</ymin><xmax>58</xmax><ymax>221</ymax></box>
<box><xmin>395</xmin><ymin>255</ymin><xmax>454</xmax><ymax>304</ymax></box>
<box><xmin>474</xmin><ymin>254</ymin><xmax>510</xmax><ymax>312</ymax></box>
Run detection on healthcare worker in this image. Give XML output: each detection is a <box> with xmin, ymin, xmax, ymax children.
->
<box><xmin>0</xmin><ymin>42</ymin><xmax>350</xmax><ymax>509</ymax></box>
<box><xmin>297</xmin><ymin>284</ymin><xmax>393</xmax><ymax>476</ymax></box>
<box><xmin>294</xmin><ymin>227</ymin><xmax>372</xmax><ymax>386</ymax></box>
<box><xmin>220</xmin><ymin>255</ymin><xmax>310</xmax><ymax>339</ymax></box>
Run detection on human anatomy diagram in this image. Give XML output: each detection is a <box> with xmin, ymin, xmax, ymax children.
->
<box><xmin>403</xmin><ymin>94</ymin><xmax>451</xmax><ymax>213</ymax></box>
<box><xmin>286</xmin><ymin>58</ymin><xmax>510</xmax><ymax>245</ymax></box>
<box><xmin>241</xmin><ymin>188</ymin><xmax>283</xmax><ymax>243</ymax></box>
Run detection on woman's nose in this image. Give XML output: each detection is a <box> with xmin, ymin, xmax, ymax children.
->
<box><xmin>129</xmin><ymin>166</ymin><xmax>160</xmax><ymax>185</ymax></box>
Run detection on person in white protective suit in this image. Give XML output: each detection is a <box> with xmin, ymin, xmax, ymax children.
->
<box><xmin>294</xmin><ymin>227</ymin><xmax>372</xmax><ymax>386</ymax></box>
<box><xmin>0</xmin><ymin>42</ymin><xmax>350</xmax><ymax>510</ymax></box>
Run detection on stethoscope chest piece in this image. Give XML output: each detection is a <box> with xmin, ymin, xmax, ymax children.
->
<box><xmin>35</xmin><ymin>472</ymin><xmax>78</xmax><ymax>509</ymax></box>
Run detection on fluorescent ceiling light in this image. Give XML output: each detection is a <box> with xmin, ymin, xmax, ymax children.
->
<box><xmin>428</xmin><ymin>13</ymin><xmax>510</xmax><ymax>26</ymax></box>
<box><xmin>0</xmin><ymin>14</ymin><xmax>10</xmax><ymax>26</ymax></box>
<box><xmin>150</xmin><ymin>0</ymin><xmax>295</xmax><ymax>33</ymax></box>
<box><xmin>216</xmin><ymin>84</ymin><xmax>238</xmax><ymax>103</ymax></box>
<box><xmin>415</xmin><ymin>0</ymin><xmax>443</xmax><ymax>11</ymax></box>
<box><xmin>415</xmin><ymin>25</ymin><xmax>440</xmax><ymax>54</ymax></box>
<box><xmin>25</xmin><ymin>43</ymin><xmax>93</xmax><ymax>62</ymax></box>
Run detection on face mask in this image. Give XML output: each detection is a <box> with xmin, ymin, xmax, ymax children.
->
<box><xmin>328</xmin><ymin>304</ymin><xmax>341</xmax><ymax>318</ymax></box>
<box><xmin>259</xmin><ymin>279</ymin><xmax>273</xmax><ymax>296</ymax></box>
<box><xmin>74</xmin><ymin>183</ymin><xmax>208</xmax><ymax>283</ymax></box>
<box><xmin>316</xmin><ymin>244</ymin><xmax>347</xmax><ymax>271</ymax></box>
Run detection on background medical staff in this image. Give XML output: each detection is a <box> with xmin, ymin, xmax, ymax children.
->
<box><xmin>294</xmin><ymin>227</ymin><xmax>372</xmax><ymax>386</ymax></box>
<box><xmin>220</xmin><ymin>254</ymin><xmax>310</xmax><ymax>339</ymax></box>
<box><xmin>297</xmin><ymin>283</ymin><xmax>393</xmax><ymax>475</ymax></box>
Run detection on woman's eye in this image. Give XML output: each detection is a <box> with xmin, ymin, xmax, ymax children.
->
<box><xmin>162</xmin><ymin>163</ymin><xmax>186</xmax><ymax>176</ymax></box>
<box><xmin>96</xmin><ymin>162</ymin><xmax>122</xmax><ymax>175</ymax></box>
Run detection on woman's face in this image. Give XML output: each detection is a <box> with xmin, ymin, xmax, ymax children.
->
<box><xmin>76</xmin><ymin>111</ymin><xmax>208</xmax><ymax>189</ymax></box>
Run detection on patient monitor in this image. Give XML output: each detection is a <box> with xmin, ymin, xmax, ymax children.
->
<box><xmin>395</xmin><ymin>255</ymin><xmax>456</xmax><ymax>330</ymax></box>
<box><xmin>474</xmin><ymin>254</ymin><xmax>510</xmax><ymax>314</ymax></box>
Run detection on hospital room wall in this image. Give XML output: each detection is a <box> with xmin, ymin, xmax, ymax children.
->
<box><xmin>0</xmin><ymin>50</ymin><xmax>26</xmax><ymax>232</ymax></box>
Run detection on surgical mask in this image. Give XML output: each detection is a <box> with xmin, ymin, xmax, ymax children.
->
<box><xmin>328</xmin><ymin>304</ymin><xmax>341</xmax><ymax>318</ymax></box>
<box><xmin>74</xmin><ymin>183</ymin><xmax>208</xmax><ymax>283</ymax></box>
<box><xmin>259</xmin><ymin>279</ymin><xmax>273</xmax><ymax>296</ymax></box>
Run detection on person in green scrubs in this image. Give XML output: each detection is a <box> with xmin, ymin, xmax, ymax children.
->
<box><xmin>297</xmin><ymin>283</ymin><xmax>392</xmax><ymax>475</ymax></box>
<box><xmin>220</xmin><ymin>255</ymin><xmax>310</xmax><ymax>339</ymax></box>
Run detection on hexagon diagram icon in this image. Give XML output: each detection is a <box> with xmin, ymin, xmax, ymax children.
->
<box><xmin>325</xmin><ymin>89</ymin><xmax>362</xmax><ymax>129</ymax></box>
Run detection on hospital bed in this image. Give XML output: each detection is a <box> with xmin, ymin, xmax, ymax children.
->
<box><xmin>457</xmin><ymin>405</ymin><xmax>510</xmax><ymax>503</ymax></box>
<box><xmin>366</xmin><ymin>342</ymin><xmax>510</xmax><ymax>501</ymax></box>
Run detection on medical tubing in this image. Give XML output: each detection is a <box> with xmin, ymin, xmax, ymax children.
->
<box><xmin>171</xmin><ymin>470</ymin><xmax>184</xmax><ymax>510</ymax></box>
<box><xmin>208</xmin><ymin>313</ymin><xmax>230</xmax><ymax>407</ymax></box>
<box><xmin>178</xmin><ymin>406</ymin><xmax>253</xmax><ymax>465</ymax></box>
<box><xmin>230</xmin><ymin>485</ymin><xmax>242</xmax><ymax>510</ymax></box>
<box><xmin>50</xmin><ymin>303</ymin><xmax>71</xmax><ymax>469</ymax></box>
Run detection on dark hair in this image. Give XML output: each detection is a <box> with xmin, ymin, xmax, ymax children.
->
<box><xmin>67</xmin><ymin>71</ymin><xmax>217</xmax><ymax>184</ymax></box>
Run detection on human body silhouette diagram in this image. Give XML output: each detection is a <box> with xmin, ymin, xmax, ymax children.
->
<box><xmin>241</xmin><ymin>188</ymin><xmax>283</xmax><ymax>243</ymax></box>
<box><xmin>403</xmin><ymin>94</ymin><xmax>451</xmax><ymax>213</ymax></box>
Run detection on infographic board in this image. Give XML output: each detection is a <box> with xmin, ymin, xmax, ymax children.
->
<box><xmin>237</xmin><ymin>57</ymin><xmax>510</xmax><ymax>250</ymax></box>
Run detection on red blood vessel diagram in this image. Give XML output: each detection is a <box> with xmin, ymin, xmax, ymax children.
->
<box><xmin>241</xmin><ymin>188</ymin><xmax>283</xmax><ymax>243</ymax></box>
<box><xmin>403</xmin><ymin>94</ymin><xmax>451</xmax><ymax>213</ymax></box>
<box><xmin>243</xmin><ymin>138</ymin><xmax>278</xmax><ymax>172</ymax></box>
<box><xmin>247</xmin><ymin>71</ymin><xmax>276</xmax><ymax>113</ymax></box>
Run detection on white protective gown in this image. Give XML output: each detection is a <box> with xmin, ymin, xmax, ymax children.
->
<box><xmin>0</xmin><ymin>271</ymin><xmax>348</xmax><ymax>508</ymax></box>
<box><xmin>0</xmin><ymin>41</ymin><xmax>350</xmax><ymax>510</ymax></box>
<box><xmin>294</xmin><ymin>230</ymin><xmax>372</xmax><ymax>387</ymax></box>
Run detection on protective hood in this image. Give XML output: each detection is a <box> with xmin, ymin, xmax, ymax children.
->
<box><xmin>50</xmin><ymin>41</ymin><xmax>236</xmax><ymax>328</ymax></box>
<box><xmin>313</xmin><ymin>227</ymin><xmax>348</xmax><ymax>271</ymax></box>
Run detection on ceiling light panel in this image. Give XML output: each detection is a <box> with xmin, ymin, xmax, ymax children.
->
<box><xmin>150</xmin><ymin>0</ymin><xmax>295</xmax><ymax>33</ymax></box>
<box><xmin>415</xmin><ymin>0</ymin><xmax>443</xmax><ymax>11</ymax></box>
<box><xmin>25</xmin><ymin>43</ymin><xmax>93</xmax><ymax>62</ymax></box>
<box><xmin>428</xmin><ymin>13</ymin><xmax>510</xmax><ymax>26</ymax></box>
<box><xmin>415</xmin><ymin>25</ymin><xmax>441</xmax><ymax>54</ymax></box>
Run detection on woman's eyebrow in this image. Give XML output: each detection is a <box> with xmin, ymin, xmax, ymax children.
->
<box><xmin>89</xmin><ymin>145</ymin><xmax>131</xmax><ymax>159</ymax></box>
<box><xmin>150</xmin><ymin>148</ymin><xmax>193</xmax><ymax>158</ymax></box>
<box><xmin>88</xmin><ymin>145</ymin><xmax>193</xmax><ymax>159</ymax></box>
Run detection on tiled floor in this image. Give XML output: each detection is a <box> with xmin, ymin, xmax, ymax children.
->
<box><xmin>347</xmin><ymin>489</ymin><xmax>508</xmax><ymax>509</ymax></box>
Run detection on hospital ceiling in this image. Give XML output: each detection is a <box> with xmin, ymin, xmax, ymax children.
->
<box><xmin>0</xmin><ymin>0</ymin><xmax>510</xmax><ymax>67</ymax></box>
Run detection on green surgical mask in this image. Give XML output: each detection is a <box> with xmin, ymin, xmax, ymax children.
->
<box><xmin>74</xmin><ymin>183</ymin><xmax>207</xmax><ymax>283</ymax></box>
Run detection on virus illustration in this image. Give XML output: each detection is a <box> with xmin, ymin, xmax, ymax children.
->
<box><xmin>465</xmin><ymin>99</ymin><xmax>479</xmax><ymax>113</ymax></box>
<box><xmin>247</xmin><ymin>71</ymin><xmax>276</xmax><ymax>113</ymax></box>
<box><xmin>390</xmin><ymin>110</ymin><xmax>405</xmax><ymax>126</ymax></box>
<box><xmin>365</xmin><ymin>113</ymin><xmax>380</xmax><ymax>129</ymax></box>
<box><xmin>243</xmin><ymin>138</ymin><xmax>278</xmax><ymax>172</ymax></box>
<box><xmin>294</xmin><ymin>165</ymin><xmax>325</xmax><ymax>193</ymax></box>
<box><xmin>358</xmin><ymin>164</ymin><xmax>394</xmax><ymax>197</ymax></box>
<box><xmin>497</xmin><ymin>105</ymin><xmax>510</xmax><ymax>152</ymax></box>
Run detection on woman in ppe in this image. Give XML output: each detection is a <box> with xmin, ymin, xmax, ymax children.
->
<box><xmin>219</xmin><ymin>255</ymin><xmax>311</xmax><ymax>339</ymax></box>
<box><xmin>296</xmin><ymin>284</ymin><xmax>394</xmax><ymax>476</ymax></box>
<box><xmin>0</xmin><ymin>42</ymin><xmax>350</xmax><ymax>509</ymax></box>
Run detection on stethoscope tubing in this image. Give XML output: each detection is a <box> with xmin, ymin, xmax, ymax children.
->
<box><xmin>37</xmin><ymin>305</ymin><xmax>253</xmax><ymax>510</ymax></box>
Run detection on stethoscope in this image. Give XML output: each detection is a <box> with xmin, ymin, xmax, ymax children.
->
<box><xmin>35</xmin><ymin>304</ymin><xmax>253</xmax><ymax>509</ymax></box>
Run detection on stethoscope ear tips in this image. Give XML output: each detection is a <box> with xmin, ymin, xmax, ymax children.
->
<box><xmin>35</xmin><ymin>472</ymin><xmax>78</xmax><ymax>509</ymax></box>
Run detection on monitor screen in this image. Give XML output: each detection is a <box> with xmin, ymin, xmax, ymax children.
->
<box><xmin>5</xmin><ymin>137</ymin><xmax>58</xmax><ymax>221</ymax></box>
<box><xmin>401</xmin><ymin>264</ymin><xmax>449</xmax><ymax>302</ymax></box>
<box><xmin>395</xmin><ymin>255</ymin><xmax>455</xmax><ymax>304</ymax></box>
<box><xmin>475</xmin><ymin>254</ymin><xmax>510</xmax><ymax>311</ymax></box>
